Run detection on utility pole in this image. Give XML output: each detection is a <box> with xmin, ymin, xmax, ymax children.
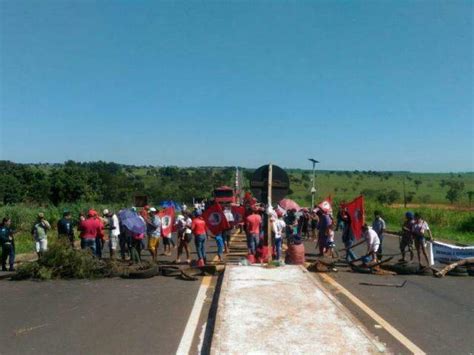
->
<box><xmin>308</xmin><ymin>158</ymin><xmax>319</xmax><ymax>208</ymax></box>
<box><xmin>267</xmin><ymin>163</ymin><xmax>273</xmax><ymax>262</ymax></box>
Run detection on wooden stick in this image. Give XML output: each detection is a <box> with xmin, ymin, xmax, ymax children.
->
<box><xmin>435</xmin><ymin>257</ymin><xmax>474</xmax><ymax>278</ymax></box>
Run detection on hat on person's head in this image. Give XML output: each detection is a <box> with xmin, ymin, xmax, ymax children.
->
<box><xmin>276</xmin><ymin>210</ymin><xmax>284</xmax><ymax>218</ymax></box>
<box><xmin>38</xmin><ymin>212</ymin><xmax>45</xmax><ymax>219</ymax></box>
<box><xmin>88</xmin><ymin>209</ymin><xmax>98</xmax><ymax>217</ymax></box>
<box><xmin>131</xmin><ymin>207</ymin><xmax>137</xmax><ymax>212</ymax></box>
<box><xmin>405</xmin><ymin>211</ymin><xmax>414</xmax><ymax>219</ymax></box>
<box><xmin>144</xmin><ymin>205</ymin><xmax>150</xmax><ymax>210</ymax></box>
<box><xmin>103</xmin><ymin>209</ymin><xmax>110</xmax><ymax>216</ymax></box>
<box><xmin>63</xmin><ymin>209</ymin><xmax>71</xmax><ymax>216</ymax></box>
<box><xmin>149</xmin><ymin>207</ymin><xmax>157</xmax><ymax>213</ymax></box>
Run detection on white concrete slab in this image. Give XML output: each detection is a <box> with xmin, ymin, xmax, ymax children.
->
<box><xmin>211</xmin><ymin>265</ymin><xmax>385</xmax><ymax>354</ymax></box>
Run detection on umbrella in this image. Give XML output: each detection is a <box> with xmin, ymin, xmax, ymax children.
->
<box><xmin>118</xmin><ymin>209</ymin><xmax>146</xmax><ymax>235</ymax></box>
<box><xmin>278</xmin><ymin>198</ymin><xmax>301</xmax><ymax>211</ymax></box>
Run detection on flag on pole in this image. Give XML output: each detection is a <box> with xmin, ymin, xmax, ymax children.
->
<box><xmin>159</xmin><ymin>207</ymin><xmax>175</xmax><ymax>237</ymax></box>
<box><xmin>318</xmin><ymin>199</ymin><xmax>333</xmax><ymax>214</ymax></box>
<box><xmin>342</xmin><ymin>196</ymin><xmax>365</xmax><ymax>240</ymax></box>
<box><xmin>231</xmin><ymin>205</ymin><xmax>246</xmax><ymax>226</ymax></box>
<box><xmin>202</xmin><ymin>203</ymin><xmax>230</xmax><ymax>235</ymax></box>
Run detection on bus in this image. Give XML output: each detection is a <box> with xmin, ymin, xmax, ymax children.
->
<box><xmin>213</xmin><ymin>186</ymin><xmax>236</xmax><ymax>204</ymax></box>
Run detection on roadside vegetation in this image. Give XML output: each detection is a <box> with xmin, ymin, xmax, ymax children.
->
<box><xmin>0</xmin><ymin>160</ymin><xmax>472</xmax><ymax>255</ymax></box>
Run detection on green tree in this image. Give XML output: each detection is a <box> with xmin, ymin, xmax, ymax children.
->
<box><xmin>445</xmin><ymin>181</ymin><xmax>465</xmax><ymax>204</ymax></box>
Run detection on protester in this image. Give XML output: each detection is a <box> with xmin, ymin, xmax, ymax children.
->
<box><xmin>310</xmin><ymin>211</ymin><xmax>319</xmax><ymax>240</ymax></box>
<box><xmin>57</xmin><ymin>210</ymin><xmax>75</xmax><ymax>247</ymax></box>
<box><xmin>0</xmin><ymin>218</ymin><xmax>15</xmax><ymax>271</ymax></box>
<box><xmin>272</xmin><ymin>210</ymin><xmax>286</xmax><ymax>261</ymax></box>
<box><xmin>412</xmin><ymin>213</ymin><xmax>433</xmax><ymax>267</ymax></box>
<box><xmin>245</xmin><ymin>207</ymin><xmax>262</xmax><ymax>256</ymax></box>
<box><xmin>223</xmin><ymin>206</ymin><xmax>234</xmax><ymax>253</ymax></box>
<box><xmin>118</xmin><ymin>218</ymin><xmax>131</xmax><ymax>261</ymax></box>
<box><xmin>213</xmin><ymin>232</ymin><xmax>225</xmax><ymax>262</ymax></box>
<box><xmin>140</xmin><ymin>205</ymin><xmax>150</xmax><ymax>222</ymax></box>
<box><xmin>361</xmin><ymin>224</ymin><xmax>380</xmax><ymax>263</ymax></box>
<box><xmin>78</xmin><ymin>210</ymin><xmax>103</xmax><ymax>256</ymax></box>
<box><xmin>372</xmin><ymin>211</ymin><xmax>386</xmax><ymax>259</ymax></box>
<box><xmin>192</xmin><ymin>210</ymin><xmax>207</xmax><ymax>265</ymax></box>
<box><xmin>147</xmin><ymin>207</ymin><xmax>161</xmax><ymax>262</ymax></box>
<box><xmin>400</xmin><ymin>212</ymin><xmax>415</xmax><ymax>262</ymax></box>
<box><xmin>175</xmin><ymin>212</ymin><xmax>192</xmax><ymax>264</ymax></box>
<box><xmin>31</xmin><ymin>213</ymin><xmax>51</xmax><ymax>259</ymax></box>
<box><xmin>316</xmin><ymin>209</ymin><xmax>332</xmax><ymax>256</ymax></box>
<box><xmin>341</xmin><ymin>209</ymin><xmax>357</xmax><ymax>262</ymax></box>
<box><xmin>94</xmin><ymin>211</ymin><xmax>105</xmax><ymax>258</ymax></box>
<box><xmin>103</xmin><ymin>209</ymin><xmax>120</xmax><ymax>259</ymax></box>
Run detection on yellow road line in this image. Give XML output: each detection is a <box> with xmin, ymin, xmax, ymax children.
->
<box><xmin>319</xmin><ymin>273</ymin><xmax>425</xmax><ymax>355</ymax></box>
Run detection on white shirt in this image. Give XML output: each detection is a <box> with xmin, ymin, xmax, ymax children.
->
<box><xmin>272</xmin><ymin>219</ymin><xmax>286</xmax><ymax>239</ymax></box>
<box><xmin>363</xmin><ymin>228</ymin><xmax>380</xmax><ymax>250</ymax></box>
<box><xmin>224</xmin><ymin>209</ymin><xmax>234</xmax><ymax>223</ymax></box>
<box><xmin>109</xmin><ymin>214</ymin><xmax>121</xmax><ymax>237</ymax></box>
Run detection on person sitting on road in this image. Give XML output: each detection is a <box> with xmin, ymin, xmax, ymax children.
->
<box><xmin>146</xmin><ymin>207</ymin><xmax>161</xmax><ymax>262</ymax></box>
<box><xmin>372</xmin><ymin>211</ymin><xmax>386</xmax><ymax>259</ymax></box>
<box><xmin>412</xmin><ymin>213</ymin><xmax>433</xmax><ymax>268</ymax></box>
<box><xmin>57</xmin><ymin>210</ymin><xmax>75</xmax><ymax>248</ymax></box>
<box><xmin>31</xmin><ymin>213</ymin><xmax>51</xmax><ymax>259</ymax></box>
<box><xmin>400</xmin><ymin>212</ymin><xmax>415</xmax><ymax>262</ymax></box>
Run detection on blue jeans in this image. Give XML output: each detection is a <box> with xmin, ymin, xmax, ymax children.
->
<box><xmin>215</xmin><ymin>235</ymin><xmax>224</xmax><ymax>256</ymax></box>
<box><xmin>195</xmin><ymin>234</ymin><xmax>206</xmax><ymax>260</ymax></box>
<box><xmin>344</xmin><ymin>239</ymin><xmax>357</xmax><ymax>262</ymax></box>
<box><xmin>275</xmin><ymin>238</ymin><xmax>283</xmax><ymax>260</ymax></box>
<box><xmin>247</xmin><ymin>233</ymin><xmax>258</xmax><ymax>254</ymax></box>
<box><xmin>377</xmin><ymin>233</ymin><xmax>384</xmax><ymax>256</ymax></box>
<box><xmin>81</xmin><ymin>238</ymin><xmax>97</xmax><ymax>256</ymax></box>
<box><xmin>95</xmin><ymin>237</ymin><xmax>103</xmax><ymax>258</ymax></box>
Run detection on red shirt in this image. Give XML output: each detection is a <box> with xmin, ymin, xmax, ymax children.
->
<box><xmin>79</xmin><ymin>218</ymin><xmax>104</xmax><ymax>239</ymax></box>
<box><xmin>246</xmin><ymin>214</ymin><xmax>262</xmax><ymax>235</ymax></box>
<box><xmin>192</xmin><ymin>217</ymin><xmax>207</xmax><ymax>235</ymax></box>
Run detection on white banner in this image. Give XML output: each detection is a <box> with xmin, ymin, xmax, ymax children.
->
<box><xmin>429</xmin><ymin>241</ymin><xmax>474</xmax><ymax>264</ymax></box>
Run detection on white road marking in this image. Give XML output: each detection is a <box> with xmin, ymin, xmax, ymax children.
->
<box><xmin>176</xmin><ymin>276</ymin><xmax>211</xmax><ymax>355</ymax></box>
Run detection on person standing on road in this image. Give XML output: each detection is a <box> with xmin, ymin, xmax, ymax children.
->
<box><xmin>372</xmin><ymin>211</ymin><xmax>386</xmax><ymax>259</ymax></box>
<box><xmin>361</xmin><ymin>224</ymin><xmax>380</xmax><ymax>263</ymax></box>
<box><xmin>223</xmin><ymin>206</ymin><xmax>234</xmax><ymax>253</ymax></box>
<box><xmin>341</xmin><ymin>209</ymin><xmax>357</xmax><ymax>262</ymax></box>
<box><xmin>103</xmin><ymin>209</ymin><xmax>120</xmax><ymax>259</ymax></box>
<box><xmin>192</xmin><ymin>211</ymin><xmax>208</xmax><ymax>265</ymax></box>
<box><xmin>31</xmin><ymin>213</ymin><xmax>51</xmax><ymax>259</ymax></box>
<box><xmin>57</xmin><ymin>210</ymin><xmax>75</xmax><ymax>248</ymax></box>
<box><xmin>245</xmin><ymin>207</ymin><xmax>262</xmax><ymax>256</ymax></box>
<box><xmin>78</xmin><ymin>210</ymin><xmax>103</xmax><ymax>256</ymax></box>
<box><xmin>400</xmin><ymin>212</ymin><xmax>415</xmax><ymax>262</ymax></box>
<box><xmin>272</xmin><ymin>210</ymin><xmax>286</xmax><ymax>262</ymax></box>
<box><xmin>316</xmin><ymin>209</ymin><xmax>332</xmax><ymax>256</ymax></box>
<box><xmin>147</xmin><ymin>207</ymin><xmax>161</xmax><ymax>262</ymax></box>
<box><xmin>1</xmin><ymin>218</ymin><xmax>16</xmax><ymax>272</ymax></box>
<box><xmin>175</xmin><ymin>212</ymin><xmax>192</xmax><ymax>264</ymax></box>
<box><xmin>412</xmin><ymin>213</ymin><xmax>433</xmax><ymax>268</ymax></box>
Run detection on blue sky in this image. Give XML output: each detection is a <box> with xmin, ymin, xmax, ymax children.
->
<box><xmin>1</xmin><ymin>0</ymin><xmax>472</xmax><ymax>172</ymax></box>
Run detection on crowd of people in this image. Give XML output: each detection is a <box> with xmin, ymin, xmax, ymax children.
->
<box><xmin>0</xmin><ymin>200</ymin><xmax>435</xmax><ymax>271</ymax></box>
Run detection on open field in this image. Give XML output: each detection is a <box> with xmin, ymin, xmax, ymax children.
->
<box><xmin>0</xmin><ymin>162</ymin><xmax>473</xmax><ymax>255</ymax></box>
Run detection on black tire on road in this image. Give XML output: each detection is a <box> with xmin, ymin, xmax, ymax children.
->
<box><xmin>125</xmin><ymin>265</ymin><xmax>160</xmax><ymax>279</ymax></box>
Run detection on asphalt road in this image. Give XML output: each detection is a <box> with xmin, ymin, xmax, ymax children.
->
<box><xmin>0</xmin><ymin>237</ymin><xmax>222</xmax><ymax>355</ymax></box>
<box><xmin>1</xmin><ymin>232</ymin><xmax>473</xmax><ymax>355</ymax></box>
<box><xmin>305</xmin><ymin>232</ymin><xmax>474</xmax><ymax>355</ymax></box>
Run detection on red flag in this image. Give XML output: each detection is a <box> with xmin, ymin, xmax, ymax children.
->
<box><xmin>318</xmin><ymin>199</ymin><xmax>333</xmax><ymax>213</ymax></box>
<box><xmin>343</xmin><ymin>196</ymin><xmax>365</xmax><ymax>240</ymax></box>
<box><xmin>202</xmin><ymin>203</ymin><xmax>230</xmax><ymax>235</ymax></box>
<box><xmin>159</xmin><ymin>207</ymin><xmax>175</xmax><ymax>237</ymax></box>
<box><xmin>231</xmin><ymin>205</ymin><xmax>246</xmax><ymax>226</ymax></box>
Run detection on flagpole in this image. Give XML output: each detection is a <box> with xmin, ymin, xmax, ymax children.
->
<box><xmin>267</xmin><ymin>163</ymin><xmax>273</xmax><ymax>262</ymax></box>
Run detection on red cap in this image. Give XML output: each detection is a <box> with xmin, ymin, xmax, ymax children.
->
<box><xmin>88</xmin><ymin>209</ymin><xmax>98</xmax><ymax>217</ymax></box>
<box><xmin>144</xmin><ymin>205</ymin><xmax>150</xmax><ymax>209</ymax></box>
